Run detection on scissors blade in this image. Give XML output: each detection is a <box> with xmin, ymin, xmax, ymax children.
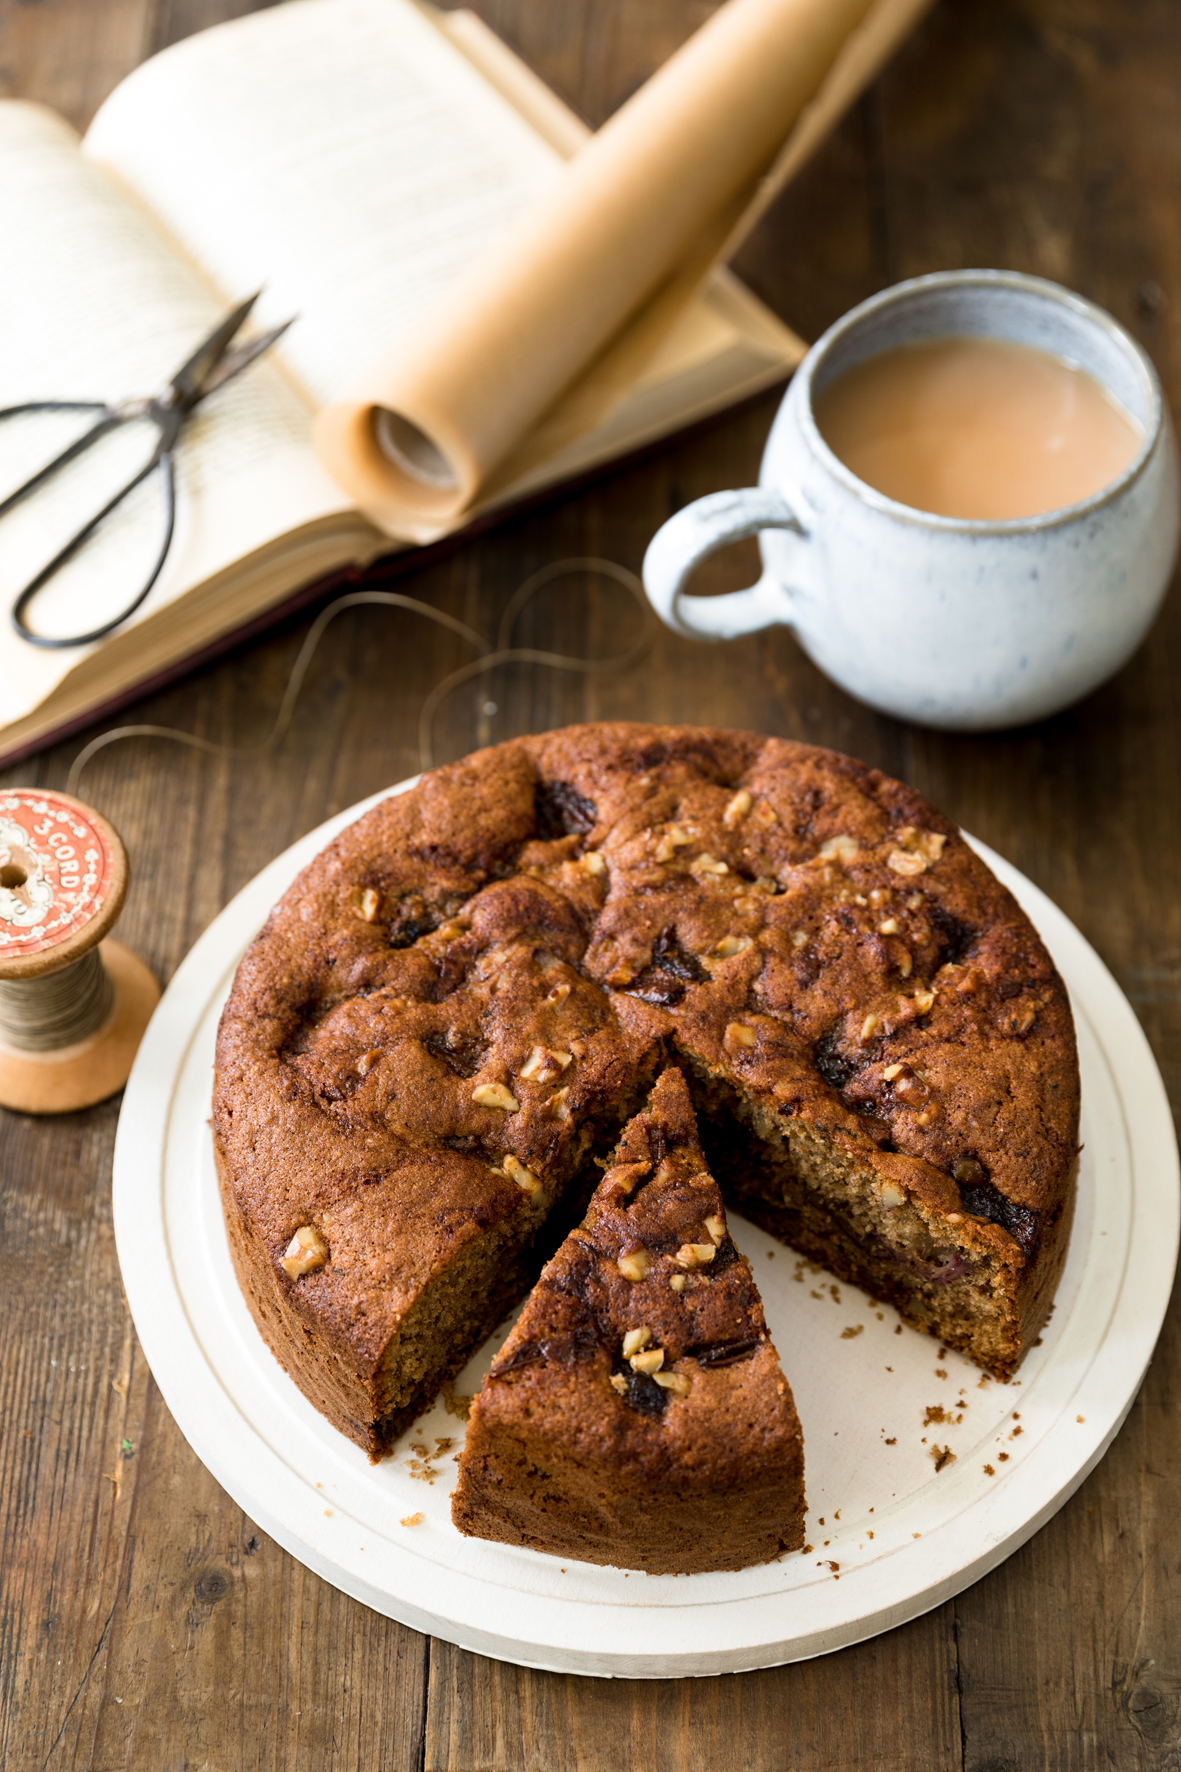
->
<box><xmin>168</xmin><ymin>292</ymin><xmax>262</xmax><ymax>405</ymax></box>
<box><xmin>192</xmin><ymin>317</ymin><xmax>296</xmax><ymax>400</ymax></box>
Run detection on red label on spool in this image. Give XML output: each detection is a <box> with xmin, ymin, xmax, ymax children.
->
<box><xmin>0</xmin><ymin>792</ymin><xmax>115</xmax><ymax>959</ymax></box>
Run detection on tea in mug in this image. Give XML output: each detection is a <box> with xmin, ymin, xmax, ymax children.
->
<box><xmin>814</xmin><ymin>334</ymin><xmax>1144</xmax><ymax>520</ymax></box>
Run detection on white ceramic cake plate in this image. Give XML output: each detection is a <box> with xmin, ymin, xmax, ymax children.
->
<box><xmin>112</xmin><ymin>783</ymin><xmax>1179</xmax><ymax>1678</ymax></box>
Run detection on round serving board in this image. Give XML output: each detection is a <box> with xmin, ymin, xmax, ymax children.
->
<box><xmin>112</xmin><ymin>782</ymin><xmax>1179</xmax><ymax>1678</ymax></box>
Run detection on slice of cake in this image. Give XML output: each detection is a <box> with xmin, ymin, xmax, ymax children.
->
<box><xmin>451</xmin><ymin>1067</ymin><xmax>805</xmax><ymax>1574</ymax></box>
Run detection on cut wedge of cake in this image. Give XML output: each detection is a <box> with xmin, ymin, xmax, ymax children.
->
<box><xmin>450</xmin><ymin>1067</ymin><xmax>805</xmax><ymax>1573</ymax></box>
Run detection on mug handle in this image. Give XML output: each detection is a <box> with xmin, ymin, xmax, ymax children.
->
<box><xmin>642</xmin><ymin>488</ymin><xmax>804</xmax><ymax>641</ymax></box>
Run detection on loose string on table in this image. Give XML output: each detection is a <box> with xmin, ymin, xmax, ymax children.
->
<box><xmin>65</xmin><ymin>557</ymin><xmax>653</xmax><ymax>798</ymax></box>
<box><xmin>0</xmin><ymin>946</ymin><xmax>115</xmax><ymax>1052</ymax></box>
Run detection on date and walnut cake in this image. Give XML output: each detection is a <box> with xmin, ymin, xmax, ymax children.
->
<box><xmin>451</xmin><ymin>1067</ymin><xmax>806</xmax><ymax>1573</ymax></box>
<box><xmin>212</xmin><ymin>722</ymin><xmax>1079</xmax><ymax>1498</ymax></box>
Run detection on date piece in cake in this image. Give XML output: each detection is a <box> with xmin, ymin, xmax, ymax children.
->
<box><xmin>451</xmin><ymin>1067</ymin><xmax>805</xmax><ymax>1573</ymax></box>
<box><xmin>213</xmin><ymin>723</ymin><xmax>1079</xmax><ymax>1464</ymax></box>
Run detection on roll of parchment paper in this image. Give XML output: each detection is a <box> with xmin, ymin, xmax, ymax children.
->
<box><xmin>315</xmin><ymin>0</ymin><xmax>932</xmax><ymax>540</ymax></box>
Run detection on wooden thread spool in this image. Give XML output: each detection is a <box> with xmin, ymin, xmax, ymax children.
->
<box><xmin>0</xmin><ymin>789</ymin><xmax>160</xmax><ymax>1114</ymax></box>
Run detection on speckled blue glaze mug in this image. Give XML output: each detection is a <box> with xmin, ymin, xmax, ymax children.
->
<box><xmin>642</xmin><ymin>270</ymin><xmax>1180</xmax><ymax>729</ymax></box>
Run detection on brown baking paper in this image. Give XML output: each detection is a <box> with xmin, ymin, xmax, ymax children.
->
<box><xmin>315</xmin><ymin>0</ymin><xmax>933</xmax><ymax>541</ymax></box>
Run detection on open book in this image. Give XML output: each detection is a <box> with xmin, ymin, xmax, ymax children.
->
<box><xmin>0</xmin><ymin>0</ymin><xmax>942</xmax><ymax>764</ymax></box>
<box><xmin>0</xmin><ymin>0</ymin><xmax>807</xmax><ymax>762</ymax></box>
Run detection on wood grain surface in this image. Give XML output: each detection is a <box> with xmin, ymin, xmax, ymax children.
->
<box><xmin>1</xmin><ymin>0</ymin><xmax>1179</xmax><ymax>1766</ymax></box>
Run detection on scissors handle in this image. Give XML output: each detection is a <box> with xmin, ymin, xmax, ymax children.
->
<box><xmin>0</xmin><ymin>403</ymin><xmax>117</xmax><ymax>521</ymax></box>
<box><xmin>9</xmin><ymin>447</ymin><xmax>177</xmax><ymax>651</ymax></box>
<box><xmin>0</xmin><ymin>400</ymin><xmax>179</xmax><ymax>650</ymax></box>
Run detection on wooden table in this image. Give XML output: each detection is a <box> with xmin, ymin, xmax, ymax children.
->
<box><xmin>3</xmin><ymin>1</ymin><xmax>1179</xmax><ymax>1765</ymax></box>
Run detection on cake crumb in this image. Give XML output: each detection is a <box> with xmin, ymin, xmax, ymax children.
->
<box><xmin>802</xmin><ymin>1543</ymin><xmax>814</xmax><ymax>1554</ymax></box>
<box><xmin>998</xmin><ymin>1452</ymin><xmax>1009</xmax><ymax>1462</ymax></box>
<box><xmin>441</xmin><ymin>1383</ymin><xmax>472</xmax><ymax>1421</ymax></box>
<box><xmin>923</xmin><ymin>1404</ymin><xmax>948</xmax><ymax>1426</ymax></box>
<box><xmin>884</xmin><ymin>1437</ymin><xmax>896</xmax><ymax>1445</ymax></box>
<box><xmin>935</xmin><ymin>1369</ymin><xmax>948</xmax><ymax>1380</ymax></box>
<box><xmin>1077</xmin><ymin>1415</ymin><xmax>1085</xmax><ymax>1423</ymax></box>
<box><xmin>840</xmin><ymin>1325</ymin><xmax>864</xmax><ymax>1339</ymax></box>
<box><xmin>810</xmin><ymin>1289</ymin><xmax>823</xmax><ymax>1299</ymax></box>
<box><xmin>829</xmin><ymin>1284</ymin><xmax>841</xmax><ymax>1302</ymax></box>
<box><xmin>983</xmin><ymin>1464</ymin><xmax>996</xmax><ymax>1476</ymax></box>
<box><xmin>931</xmin><ymin>1445</ymin><xmax>956</xmax><ymax>1472</ymax></box>
<box><xmin>1010</xmin><ymin>1426</ymin><xmax>1023</xmax><ymax>1438</ymax></box>
<box><xmin>895</xmin><ymin>1325</ymin><xmax>902</xmax><ymax>1335</ymax></box>
<box><xmin>400</xmin><ymin>1512</ymin><xmax>424</xmax><ymax>1527</ymax></box>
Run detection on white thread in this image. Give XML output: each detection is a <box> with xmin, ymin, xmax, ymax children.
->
<box><xmin>65</xmin><ymin>558</ymin><xmax>653</xmax><ymax>796</ymax></box>
<box><xmin>0</xmin><ymin>946</ymin><xmax>115</xmax><ymax>1052</ymax></box>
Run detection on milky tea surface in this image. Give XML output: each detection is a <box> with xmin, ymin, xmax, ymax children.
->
<box><xmin>814</xmin><ymin>334</ymin><xmax>1144</xmax><ymax>520</ymax></box>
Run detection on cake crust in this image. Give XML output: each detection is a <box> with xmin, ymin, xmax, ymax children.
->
<box><xmin>212</xmin><ymin>723</ymin><xmax>1080</xmax><ymax>1459</ymax></box>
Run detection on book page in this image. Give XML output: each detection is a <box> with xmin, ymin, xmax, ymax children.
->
<box><xmin>82</xmin><ymin>0</ymin><xmax>565</xmax><ymax>413</ymax></box>
<box><xmin>0</xmin><ymin>102</ymin><xmax>354</xmax><ymax>728</ymax></box>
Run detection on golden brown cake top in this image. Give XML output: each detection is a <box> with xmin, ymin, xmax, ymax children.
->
<box><xmin>213</xmin><ymin>722</ymin><xmax>1079</xmax><ymax>1362</ymax></box>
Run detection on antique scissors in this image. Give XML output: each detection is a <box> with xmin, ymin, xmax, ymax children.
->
<box><xmin>0</xmin><ymin>293</ymin><xmax>293</xmax><ymax>649</ymax></box>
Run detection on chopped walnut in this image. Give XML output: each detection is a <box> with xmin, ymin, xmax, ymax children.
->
<box><xmin>879</xmin><ymin>916</ymin><xmax>899</xmax><ymax>935</ymax></box>
<box><xmin>691</xmin><ymin>852</ymin><xmax>729</xmax><ymax>876</ymax></box>
<box><xmin>913</xmin><ymin>989</ymin><xmax>936</xmax><ymax>1015</ymax></box>
<box><xmin>652</xmin><ymin>1371</ymin><xmax>692</xmax><ymax>1397</ymax></box>
<box><xmin>704</xmin><ymin>1213</ymin><xmax>726</xmax><ymax>1245</ymax></box>
<box><xmin>472</xmin><ymin>1083</ymin><xmax>520</xmax><ymax>1112</ymax></box>
<box><xmin>629</xmin><ymin>1347</ymin><xmax>665</xmax><ymax>1375</ymax></box>
<box><xmin>502</xmin><ymin>1155</ymin><xmax>542</xmax><ymax>1198</ymax></box>
<box><xmin>897</xmin><ymin>950</ymin><xmax>913</xmax><ymax>979</ymax></box>
<box><xmin>605</xmin><ymin>963</ymin><xmax>635</xmax><ymax>987</ymax></box>
<box><xmin>654</xmin><ymin>825</ymin><xmax>692</xmax><ymax>863</ymax></box>
<box><xmin>617</xmin><ymin>1248</ymin><xmax>651</xmax><ymax>1281</ymax></box>
<box><xmin>669</xmin><ymin>1274</ymin><xmax>687</xmax><ymax>1293</ymax></box>
<box><xmin>622</xmin><ymin>1327</ymin><xmax>652</xmax><ymax>1358</ymax></box>
<box><xmin>723</xmin><ymin>790</ymin><xmax>752</xmax><ymax>827</ymax></box>
<box><xmin>546</xmin><ymin>981</ymin><xmax>572</xmax><ymax>1005</ymax></box>
<box><xmin>355</xmin><ymin>1048</ymin><xmax>382</xmax><ymax>1077</ymax></box>
<box><xmin>712</xmin><ymin>935</ymin><xmax>752</xmax><ymax>959</ymax></box>
<box><xmin>888</xmin><ymin>827</ymin><xmax>946</xmax><ymax>876</ymax></box>
<box><xmin>357</xmin><ymin>887</ymin><xmax>381</xmax><ymax>922</ymax></box>
<box><xmin>519</xmin><ymin>1044</ymin><xmax>573</xmax><ymax>1082</ymax></box>
<box><xmin>582</xmin><ymin>850</ymin><xmax>606</xmax><ymax>875</ymax></box>
<box><xmin>281</xmin><ymin>1225</ymin><xmax>329</xmax><ymax>1280</ymax></box>
<box><xmin>753</xmin><ymin>801</ymin><xmax>777</xmax><ymax>827</ymax></box>
<box><xmin>879</xmin><ymin>1182</ymin><xmax>906</xmax><ymax>1208</ymax></box>
<box><xmin>859</xmin><ymin>1013</ymin><xmax>879</xmax><ymax>1043</ymax></box>
<box><xmin>882</xmin><ymin>1062</ymin><xmax>904</xmax><ymax>1081</ymax></box>
<box><xmin>673</xmin><ymin>1242</ymin><xmax>716</xmax><ymax>1269</ymax></box>
<box><xmin>818</xmin><ymin>834</ymin><xmax>859</xmax><ymax>864</ymax></box>
<box><xmin>609</xmin><ymin>1373</ymin><xmax>627</xmax><ymax>1395</ymax></box>
<box><xmin>725</xmin><ymin>1021</ymin><xmax>757</xmax><ymax>1050</ymax></box>
<box><xmin>790</xmin><ymin>929</ymin><xmax>809</xmax><ymax>949</ymax></box>
<box><xmin>543</xmin><ymin>1086</ymin><xmax>572</xmax><ymax>1122</ymax></box>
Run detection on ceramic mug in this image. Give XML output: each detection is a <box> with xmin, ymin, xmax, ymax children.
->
<box><xmin>642</xmin><ymin>270</ymin><xmax>1180</xmax><ymax>729</ymax></box>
